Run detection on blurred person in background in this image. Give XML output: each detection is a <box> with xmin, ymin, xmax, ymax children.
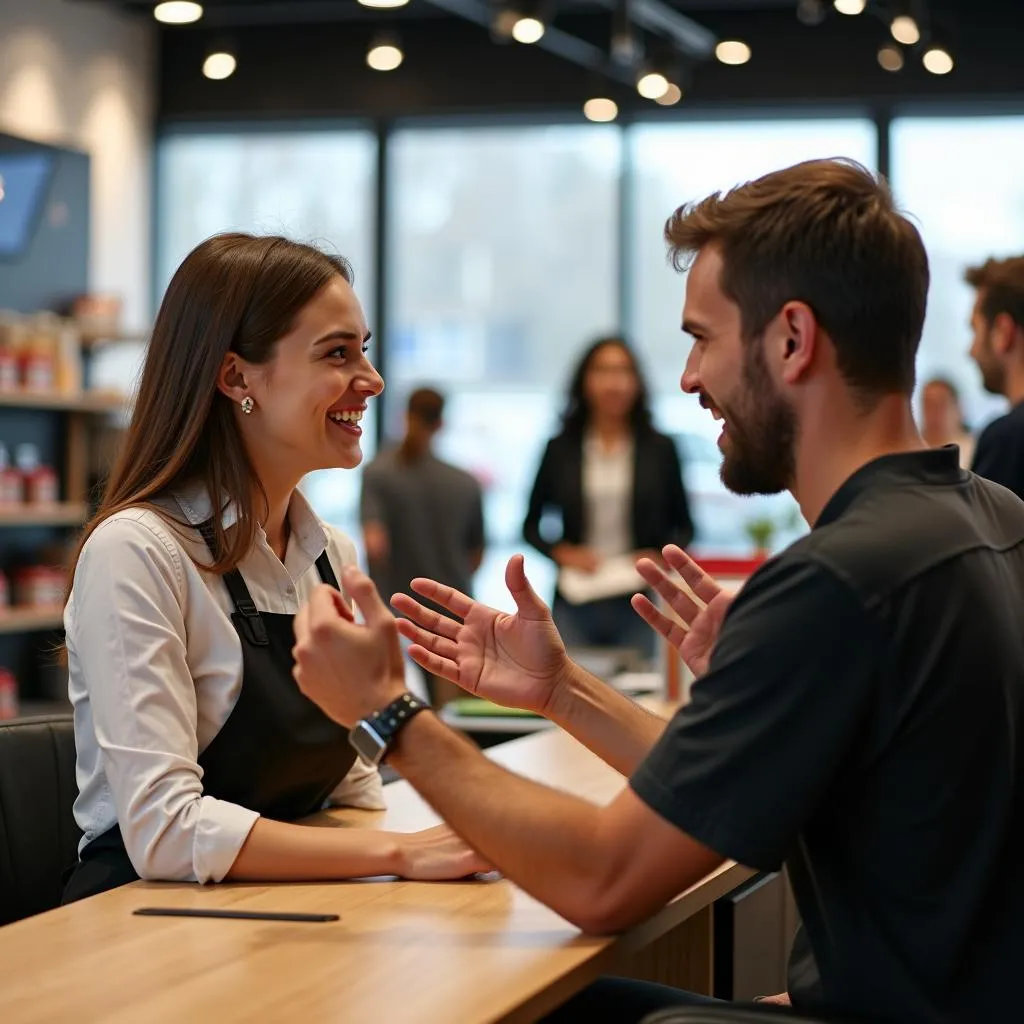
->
<box><xmin>523</xmin><ymin>337</ymin><xmax>693</xmax><ymax>660</ymax></box>
<box><xmin>361</xmin><ymin>387</ymin><xmax>485</xmax><ymax>703</ymax></box>
<box><xmin>919</xmin><ymin>376</ymin><xmax>974</xmax><ymax>468</ymax></box>
<box><xmin>967</xmin><ymin>256</ymin><xmax>1024</xmax><ymax>498</ymax></box>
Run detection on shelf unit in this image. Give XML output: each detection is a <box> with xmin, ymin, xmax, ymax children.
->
<box><xmin>0</xmin><ymin>607</ymin><xmax>65</xmax><ymax>635</ymax></box>
<box><xmin>0</xmin><ymin>503</ymin><xmax>89</xmax><ymax>527</ymax></box>
<box><xmin>0</xmin><ymin>381</ymin><xmax>130</xmax><ymax>713</ymax></box>
<box><xmin>0</xmin><ymin>391</ymin><xmax>127</xmax><ymax>414</ymax></box>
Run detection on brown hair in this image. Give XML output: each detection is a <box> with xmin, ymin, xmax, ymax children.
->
<box><xmin>664</xmin><ymin>157</ymin><xmax>929</xmax><ymax>401</ymax></box>
<box><xmin>965</xmin><ymin>256</ymin><xmax>1024</xmax><ymax>332</ymax></box>
<box><xmin>66</xmin><ymin>233</ymin><xmax>352</xmax><ymax>600</ymax></box>
<box><xmin>407</xmin><ymin>387</ymin><xmax>445</xmax><ymax>427</ymax></box>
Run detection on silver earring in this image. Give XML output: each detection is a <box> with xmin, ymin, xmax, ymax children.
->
<box><xmin>241</xmin><ymin>396</ymin><xmax>254</xmax><ymax>415</ymax></box>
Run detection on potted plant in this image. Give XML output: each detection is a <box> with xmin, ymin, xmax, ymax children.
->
<box><xmin>744</xmin><ymin>515</ymin><xmax>776</xmax><ymax>558</ymax></box>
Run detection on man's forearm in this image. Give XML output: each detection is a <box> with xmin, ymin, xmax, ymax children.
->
<box><xmin>548</xmin><ymin>661</ymin><xmax>668</xmax><ymax>776</ymax></box>
<box><xmin>389</xmin><ymin>711</ymin><xmax>619</xmax><ymax>931</ymax></box>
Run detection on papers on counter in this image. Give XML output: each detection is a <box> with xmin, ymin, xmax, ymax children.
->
<box><xmin>558</xmin><ymin>554</ymin><xmax>644</xmax><ymax>605</ymax></box>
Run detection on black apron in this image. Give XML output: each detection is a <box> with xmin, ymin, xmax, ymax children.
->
<box><xmin>62</xmin><ymin>521</ymin><xmax>357</xmax><ymax>904</ymax></box>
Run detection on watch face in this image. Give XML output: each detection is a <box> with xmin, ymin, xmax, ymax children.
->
<box><xmin>350</xmin><ymin>720</ymin><xmax>388</xmax><ymax>766</ymax></box>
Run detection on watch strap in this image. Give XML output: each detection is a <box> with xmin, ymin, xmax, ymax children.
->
<box><xmin>365</xmin><ymin>692</ymin><xmax>430</xmax><ymax>751</ymax></box>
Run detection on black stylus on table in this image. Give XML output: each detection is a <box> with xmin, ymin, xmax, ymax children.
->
<box><xmin>133</xmin><ymin>907</ymin><xmax>338</xmax><ymax>923</ymax></box>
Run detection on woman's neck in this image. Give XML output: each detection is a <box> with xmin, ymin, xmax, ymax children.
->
<box><xmin>589</xmin><ymin>414</ymin><xmax>630</xmax><ymax>449</ymax></box>
<box><xmin>256</xmin><ymin>482</ymin><xmax>297</xmax><ymax>563</ymax></box>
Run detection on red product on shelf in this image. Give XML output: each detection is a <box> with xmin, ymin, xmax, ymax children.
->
<box><xmin>0</xmin><ymin>444</ymin><xmax>24</xmax><ymax>506</ymax></box>
<box><xmin>15</xmin><ymin>443</ymin><xmax>59</xmax><ymax>504</ymax></box>
<box><xmin>0</xmin><ymin>346</ymin><xmax>18</xmax><ymax>393</ymax></box>
<box><xmin>0</xmin><ymin>669</ymin><xmax>17</xmax><ymax>720</ymax></box>
<box><xmin>14</xmin><ymin>566</ymin><xmax>64</xmax><ymax>609</ymax></box>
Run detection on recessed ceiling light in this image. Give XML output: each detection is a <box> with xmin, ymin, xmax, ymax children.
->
<box><xmin>367</xmin><ymin>40</ymin><xmax>404</xmax><ymax>72</ymax></box>
<box><xmin>203</xmin><ymin>52</ymin><xmax>236</xmax><ymax>80</ymax></box>
<box><xmin>511</xmin><ymin>17</ymin><xmax>545</xmax><ymax>44</ymax></box>
<box><xmin>153</xmin><ymin>2</ymin><xmax>203</xmax><ymax>24</ymax></box>
<box><xmin>922</xmin><ymin>46</ymin><xmax>954</xmax><ymax>75</ymax></box>
<box><xmin>715</xmin><ymin>40</ymin><xmax>751</xmax><ymax>66</ymax></box>
<box><xmin>583</xmin><ymin>98</ymin><xmax>618</xmax><ymax>123</ymax></box>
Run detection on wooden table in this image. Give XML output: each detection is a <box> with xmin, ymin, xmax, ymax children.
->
<box><xmin>0</xmin><ymin>725</ymin><xmax>752</xmax><ymax>1024</ymax></box>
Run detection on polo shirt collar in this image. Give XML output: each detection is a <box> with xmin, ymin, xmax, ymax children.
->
<box><xmin>815</xmin><ymin>446</ymin><xmax>964</xmax><ymax>530</ymax></box>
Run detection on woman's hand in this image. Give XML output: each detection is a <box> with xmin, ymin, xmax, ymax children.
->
<box><xmin>393</xmin><ymin>825</ymin><xmax>492</xmax><ymax>880</ymax></box>
<box><xmin>552</xmin><ymin>543</ymin><xmax>601</xmax><ymax>574</ymax></box>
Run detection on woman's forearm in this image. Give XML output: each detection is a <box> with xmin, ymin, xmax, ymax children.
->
<box><xmin>225</xmin><ymin>817</ymin><xmax>402</xmax><ymax>881</ymax></box>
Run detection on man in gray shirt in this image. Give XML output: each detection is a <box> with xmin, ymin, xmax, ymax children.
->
<box><xmin>360</xmin><ymin>388</ymin><xmax>485</xmax><ymax>700</ymax></box>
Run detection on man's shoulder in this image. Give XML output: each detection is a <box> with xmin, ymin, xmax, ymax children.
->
<box><xmin>978</xmin><ymin>404</ymin><xmax>1024</xmax><ymax>446</ymax></box>
<box><xmin>782</xmin><ymin>474</ymin><xmax>1024</xmax><ymax>607</ymax></box>
<box><xmin>433</xmin><ymin>458</ymin><xmax>482</xmax><ymax>493</ymax></box>
<box><xmin>364</xmin><ymin>448</ymin><xmax>399</xmax><ymax>474</ymax></box>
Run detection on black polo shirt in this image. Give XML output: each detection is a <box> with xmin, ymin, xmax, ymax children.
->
<box><xmin>631</xmin><ymin>447</ymin><xmax>1024</xmax><ymax>1024</ymax></box>
<box><xmin>972</xmin><ymin>401</ymin><xmax>1024</xmax><ymax>501</ymax></box>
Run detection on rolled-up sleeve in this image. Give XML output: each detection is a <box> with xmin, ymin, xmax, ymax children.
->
<box><xmin>327</xmin><ymin>758</ymin><xmax>386</xmax><ymax>810</ymax></box>
<box><xmin>70</xmin><ymin>516</ymin><xmax>259</xmax><ymax>883</ymax></box>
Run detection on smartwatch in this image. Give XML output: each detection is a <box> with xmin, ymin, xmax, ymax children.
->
<box><xmin>349</xmin><ymin>692</ymin><xmax>430</xmax><ymax>766</ymax></box>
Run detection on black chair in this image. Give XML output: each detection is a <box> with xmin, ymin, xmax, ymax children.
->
<box><xmin>644</xmin><ymin>1007</ymin><xmax>866</xmax><ymax>1024</ymax></box>
<box><xmin>0</xmin><ymin>714</ymin><xmax>80</xmax><ymax>926</ymax></box>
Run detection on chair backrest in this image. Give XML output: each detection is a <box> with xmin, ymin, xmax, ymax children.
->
<box><xmin>0</xmin><ymin>715</ymin><xmax>80</xmax><ymax>926</ymax></box>
<box><xmin>644</xmin><ymin>1006</ymin><xmax>858</xmax><ymax>1024</ymax></box>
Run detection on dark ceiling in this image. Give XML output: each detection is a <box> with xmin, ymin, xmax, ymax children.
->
<box><xmin>67</xmin><ymin>1</ymin><xmax>1023</xmax><ymax>121</ymax></box>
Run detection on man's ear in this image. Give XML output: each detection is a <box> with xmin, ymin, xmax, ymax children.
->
<box><xmin>993</xmin><ymin>312</ymin><xmax>1022</xmax><ymax>357</ymax></box>
<box><xmin>773</xmin><ymin>301</ymin><xmax>818</xmax><ymax>385</ymax></box>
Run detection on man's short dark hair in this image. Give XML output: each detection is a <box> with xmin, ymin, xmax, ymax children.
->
<box><xmin>407</xmin><ymin>387</ymin><xmax>445</xmax><ymax>427</ymax></box>
<box><xmin>965</xmin><ymin>256</ymin><xmax>1024</xmax><ymax>333</ymax></box>
<box><xmin>664</xmin><ymin>158</ymin><xmax>929</xmax><ymax>402</ymax></box>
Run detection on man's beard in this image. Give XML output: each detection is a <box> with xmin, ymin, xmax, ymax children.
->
<box><xmin>717</xmin><ymin>340</ymin><xmax>797</xmax><ymax>496</ymax></box>
<box><xmin>976</xmin><ymin>330</ymin><xmax>1006</xmax><ymax>397</ymax></box>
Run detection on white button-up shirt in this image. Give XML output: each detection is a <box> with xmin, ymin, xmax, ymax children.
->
<box><xmin>65</xmin><ymin>485</ymin><xmax>384</xmax><ymax>884</ymax></box>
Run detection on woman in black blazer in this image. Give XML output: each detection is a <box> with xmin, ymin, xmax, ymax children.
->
<box><xmin>523</xmin><ymin>336</ymin><xmax>694</xmax><ymax>658</ymax></box>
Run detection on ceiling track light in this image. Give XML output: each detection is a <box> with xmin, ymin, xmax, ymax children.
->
<box><xmin>636</xmin><ymin>66</ymin><xmax>670</xmax><ymax>100</ymax></box>
<box><xmin>655</xmin><ymin>81</ymin><xmax>683</xmax><ymax>106</ymax></box>
<box><xmin>833</xmin><ymin>0</ymin><xmax>865</xmax><ymax>14</ymax></box>
<box><xmin>153</xmin><ymin>1</ymin><xmax>203</xmax><ymax>24</ymax></box>
<box><xmin>366</xmin><ymin>32</ymin><xmax>404</xmax><ymax>72</ymax></box>
<box><xmin>877</xmin><ymin>42</ymin><xmax>904</xmax><ymax>73</ymax></box>
<box><xmin>492</xmin><ymin>1</ymin><xmax>547</xmax><ymax>45</ymax></box>
<box><xmin>357</xmin><ymin>0</ymin><xmax>409</xmax><ymax>7</ymax></box>
<box><xmin>512</xmin><ymin>15</ymin><xmax>545</xmax><ymax>44</ymax></box>
<box><xmin>890</xmin><ymin>13</ymin><xmax>921</xmax><ymax>45</ymax></box>
<box><xmin>922</xmin><ymin>39</ymin><xmax>954</xmax><ymax>75</ymax></box>
<box><xmin>203</xmin><ymin>40</ymin><xmax>237</xmax><ymax>80</ymax></box>
<box><xmin>715</xmin><ymin>39</ymin><xmax>751</xmax><ymax>65</ymax></box>
<box><xmin>583</xmin><ymin>96</ymin><xmax>619</xmax><ymax>122</ymax></box>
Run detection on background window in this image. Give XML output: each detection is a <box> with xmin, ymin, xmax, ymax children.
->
<box><xmin>891</xmin><ymin>115</ymin><xmax>1024</xmax><ymax>434</ymax></box>
<box><xmin>627</xmin><ymin>118</ymin><xmax>878</xmax><ymax>555</ymax></box>
<box><xmin>155</xmin><ymin>128</ymin><xmax>378</xmax><ymax>539</ymax></box>
<box><xmin>387</xmin><ymin>125</ymin><xmax>621</xmax><ymax>608</ymax></box>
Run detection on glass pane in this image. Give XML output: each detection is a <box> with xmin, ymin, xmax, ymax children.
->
<box><xmin>891</xmin><ymin>115</ymin><xmax>1024</xmax><ymax>433</ymax></box>
<box><xmin>387</xmin><ymin>125</ymin><xmax>621</xmax><ymax>609</ymax></box>
<box><xmin>156</xmin><ymin>129</ymin><xmax>378</xmax><ymax>542</ymax></box>
<box><xmin>629</xmin><ymin>118</ymin><xmax>877</xmax><ymax>556</ymax></box>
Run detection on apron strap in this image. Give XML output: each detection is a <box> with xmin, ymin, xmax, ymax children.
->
<box><xmin>195</xmin><ymin>520</ymin><xmax>270</xmax><ymax>647</ymax></box>
<box><xmin>315</xmin><ymin>551</ymin><xmax>340</xmax><ymax>589</ymax></box>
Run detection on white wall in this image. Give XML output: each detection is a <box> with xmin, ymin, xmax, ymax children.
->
<box><xmin>0</xmin><ymin>0</ymin><xmax>155</xmax><ymax>332</ymax></box>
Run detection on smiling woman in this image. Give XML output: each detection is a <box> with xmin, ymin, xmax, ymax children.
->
<box><xmin>60</xmin><ymin>233</ymin><xmax>488</xmax><ymax>904</ymax></box>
